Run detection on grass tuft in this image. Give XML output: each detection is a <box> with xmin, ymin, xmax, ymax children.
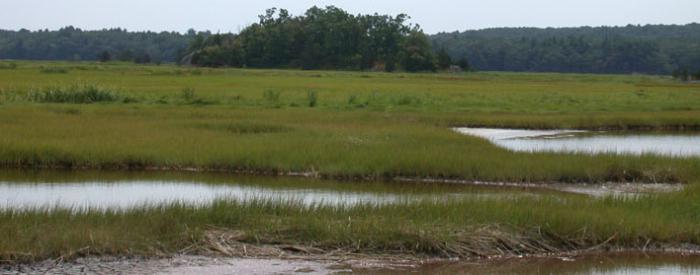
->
<box><xmin>27</xmin><ymin>84</ymin><xmax>123</xmax><ymax>104</ymax></box>
<box><xmin>307</xmin><ymin>90</ymin><xmax>318</xmax><ymax>107</ymax></box>
<box><xmin>0</xmin><ymin>62</ymin><xmax>18</xmax><ymax>70</ymax></box>
<box><xmin>194</xmin><ymin>121</ymin><xmax>293</xmax><ymax>134</ymax></box>
<box><xmin>39</xmin><ymin>66</ymin><xmax>69</xmax><ymax>74</ymax></box>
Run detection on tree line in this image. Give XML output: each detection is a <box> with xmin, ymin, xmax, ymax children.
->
<box><xmin>187</xmin><ymin>6</ymin><xmax>443</xmax><ymax>72</ymax></box>
<box><xmin>1</xmin><ymin>9</ymin><xmax>699</xmax><ymax>76</ymax></box>
<box><xmin>0</xmin><ymin>26</ymin><xmax>197</xmax><ymax>63</ymax></box>
<box><xmin>431</xmin><ymin>23</ymin><xmax>700</xmax><ymax>75</ymax></box>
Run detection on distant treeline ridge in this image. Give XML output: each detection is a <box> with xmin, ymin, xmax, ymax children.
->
<box><xmin>1</xmin><ymin>7</ymin><xmax>699</xmax><ymax>75</ymax></box>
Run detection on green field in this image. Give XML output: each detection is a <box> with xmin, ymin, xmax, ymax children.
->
<box><xmin>2</xmin><ymin>61</ymin><xmax>700</xmax><ymax>262</ymax></box>
<box><xmin>1</xmin><ymin>61</ymin><xmax>699</xmax><ymax>182</ymax></box>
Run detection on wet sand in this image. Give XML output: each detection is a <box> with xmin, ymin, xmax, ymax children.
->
<box><xmin>2</xmin><ymin>256</ymin><xmax>347</xmax><ymax>275</ymax></box>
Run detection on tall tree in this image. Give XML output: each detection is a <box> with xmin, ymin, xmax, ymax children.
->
<box><xmin>458</xmin><ymin>57</ymin><xmax>470</xmax><ymax>71</ymax></box>
<box><xmin>400</xmin><ymin>30</ymin><xmax>436</xmax><ymax>72</ymax></box>
<box><xmin>97</xmin><ymin>51</ymin><xmax>111</xmax><ymax>62</ymax></box>
<box><xmin>436</xmin><ymin>47</ymin><xmax>452</xmax><ymax>69</ymax></box>
<box><xmin>187</xmin><ymin>6</ymin><xmax>431</xmax><ymax>72</ymax></box>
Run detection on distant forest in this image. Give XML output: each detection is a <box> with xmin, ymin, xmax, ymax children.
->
<box><xmin>432</xmin><ymin>24</ymin><xmax>700</xmax><ymax>75</ymax></box>
<box><xmin>1</xmin><ymin>7</ymin><xmax>699</xmax><ymax>75</ymax></box>
<box><xmin>0</xmin><ymin>26</ymin><xmax>198</xmax><ymax>64</ymax></box>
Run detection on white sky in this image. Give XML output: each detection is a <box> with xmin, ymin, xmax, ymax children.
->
<box><xmin>1</xmin><ymin>0</ymin><xmax>699</xmax><ymax>34</ymax></box>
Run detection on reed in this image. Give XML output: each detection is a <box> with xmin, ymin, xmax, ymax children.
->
<box><xmin>0</xmin><ymin>105</ymin><xmax>697</xmax><ymax>183</ymax></box>
<box><xmin>1</xmin><ymin>61</ymin><xmax>700</xmax><ymax>262</ymax></box>
<box><xmin>26</xmin><ymin>84</ymin><xmax>124</xmax><ymax>104</ymax></box>
<box><xmin>1</xmin><ymin>185</ymin><xmax>700</xmax><ymax>263</ymax></box>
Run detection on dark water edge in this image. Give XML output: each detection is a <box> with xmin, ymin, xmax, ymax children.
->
<box><xmin>360</xmin><ymin>252</ymin><xmax>700</xmax><ymax>275</ymax></box>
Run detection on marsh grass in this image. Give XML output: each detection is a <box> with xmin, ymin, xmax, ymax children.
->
<box><xmin>263</xmin><ymin>89</ymin><xmax>282</xmax><ymax>107</ymax></box>
<box><xmin>396</xmin><ymin>94</ymin><xmax>422</xmax><ymax>106</ymax></box>
<box><xmin>0</xmin><ymin>105</ymin><xmax>697</xmax><ymax>183</ymax></box>
<box><xmin>2</xmin><ymin>186</ymin><xmax>700</xmax><ymax>262</ymax></box>
<box><xmin>38</xmin><ymin>66</ymin><xmax>69</xmax><ymax>74</ymax></box>
<box><xmin>181</xmin><ymin>87</ymin><xmax>196</xmax><ymax>101</ymax></box>
<box><xmin>193</xmin><ymin>121</ymin><xmax>293</xmax><ymax>134</ymax></box>
<box><xmin>176</xmin><ymin>87</ymin><xmax>215</xmax><ymax>105</ymax></box>
<box><xmin>307</xmin><ymin>90</ymin><xmax>318</xmax><ymax>107</ymax></box>
<box><xmin>26</xmin><ymin>84</ymin><xmax>125</xmax><ymax>104</ymax></box>
<box><xmin>0</xmin><ymin>62</ymin><xmax>18</xmax><ymax>70</ymax></box>
<box><xmin>2</xmin><ymin>62</ymin><xmax>700</xmax><ymax>263</ymax></box>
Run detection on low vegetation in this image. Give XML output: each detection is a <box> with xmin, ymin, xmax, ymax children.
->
<box><xmin>0</xmin><ymin>62</ymin><xmax>18</xmax><ymax>70</ymax></box>
<box><xmin>3</xmin><ymin>183</ymin><xmax>700</xmax><ymax>262</ymax></box>
<box><xmin>26</xmin><ymin>84</ymin><xmax>124</xmax><ymax>104</ymax></box>
<box><xmin>0</xmin><ymin>62</ymin><xmax>698</xmax><ymax>182</ymax></box>
<box><xmin>38</xmin><ymin>66</ymin><xmax>69</xmax><ymax>74</ymax></box>
<box><xmin>1</xmin><ymin>61</ymin><xmax>700</xmax><ymax>263</ymax></box>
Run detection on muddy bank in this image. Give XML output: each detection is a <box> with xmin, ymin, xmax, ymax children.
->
<box><xmin>5</xmin><ymin>250</ymin><xmax>700</xmax><ymax>275</ymax></box>
<box><xmin>1</xmin><ymin>256</ymin><xmax>346</xmax><ymax>275</ymax></box>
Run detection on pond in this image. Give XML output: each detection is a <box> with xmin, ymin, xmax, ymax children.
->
<box><xmin>0</xmin><ymin>170</ymin><xmax>546</xmax><ymax>210</ymax></box>
<box><xmin>455</xmin><ymin>128</ymin><xmax>700</xmax><ymax>157</ymax></box>
<box><xmin>361</xmin><ymin>253</ymin><xmax>700</xmax><ymax>275</ymax></box>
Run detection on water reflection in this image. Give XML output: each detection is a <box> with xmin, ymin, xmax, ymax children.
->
<box><xmin>456</xmin><ymin>128</ymin><xmax>700</xmax><ymax>157</ymax></box>
<box><xmin>0</xmin><ymin>170</ymin><xmax>541</xmax><ymax>210</ymax></box>
<box><xmin>358</xmin><ymin>253</ymin><xmax>700</xmax><ymax>275</ymax></box>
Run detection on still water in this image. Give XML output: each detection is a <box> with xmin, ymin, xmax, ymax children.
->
<box><xmin>455</xmin><ymin>128</ymin><xmax>700</xmax><ymax>157</ymax></box>
<box><xmin>0</xmin><ymin>170</ymin><xmax>543</xmax><ymax>210</ymax></box>
<box><xmin>363</xmin><ymin>253</ymin><xmax>700</xmax><ymax>275</ymax></box>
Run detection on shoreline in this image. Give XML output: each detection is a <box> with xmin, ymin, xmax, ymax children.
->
<box><xmin>0</xmin><ymin>164</ymin><xmax>688</xmax><ymax>185</ymax></box>
<box><xmin>4</xmin><ymin>247</ymin><xmax>700</xmax><ymax>273</ymax></box>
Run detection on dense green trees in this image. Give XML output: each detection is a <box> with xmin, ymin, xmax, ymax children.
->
<box><xmin>436</xmin><ymin>47</ymin><xmax>452</xmax><ymax>70</ymax></box>
<box><xmin>97</xmin><ymin>51</ymin><xmax>111</xmax><ymax>62</ymax></box>
<box><xmin>672</xmin><ymin>68</ymin><xmax>700</xmax><ymax>81</ymax></box>
<box><xmin>431</xmin><ymin>24</ymin><xmax>700</xmax><ymax>74</ymax></box>
<box><xmin>1</xmin><ymin>11</ymin><xmax>698</xmax><ymax>75</ymax></box>
<box><xmin>0</xmin><ymin>26</ymin><xmax>196</xmax><ymax>63</ymax></box>
<box><xmin>187</xmin><ymin>7</ymin><xmax>438</xmax><ymax>72</ymax></box>
<box><xmin>399</xmin><ymin>31</ymin><xmax>436</xmax><ymax>72</ymax></box>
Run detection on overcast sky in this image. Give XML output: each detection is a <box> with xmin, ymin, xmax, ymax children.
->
<box><xmin>2</xmin><ymin>0</ymin><xmax>699</xmax><ymax>34</ymax></box>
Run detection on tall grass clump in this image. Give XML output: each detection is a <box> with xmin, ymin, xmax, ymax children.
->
<box><xmin>0</xmin><ymin>88</ymin><xmax>22</xmax><ymax>103</ymax></box>
<box><xmin>0</xmin><ymin>62</ymin><xmax>18</xmax><ymax>70</ymax></box>
<box><xmin>396</xmin><ymin>95</ymin><xmax>421</xmax><ymax>106</ymax></box>
<box><xmin>39</xmin><ymin>66</ymin><xmax>69</xmax><ymax>74</ymax></box>
<box><xmin>181</xmin><ymin>87</ymin><xmax>196</xmax><ymax>102</ymax></box>
<box><xmin>263</xmin><ymin>89</ymin><xmax>283</xmax><ymax>108</ymax></box>
<box><xmin>179</xmin><ymin>87</ymin><xmax>214</xmax><ymax>105</ymax></box>
<box><xmin>307</xmin><ymin>90</ymin><xmax>318</xmax><ymax>107</ymax></box>
<box><xmin>194</xmin><ymin>121</ymin><xmax>292</xmax><ymax>134</ymax></box>
<box><xmin>27</xmin><ymin>84</ymin><xmax>122</xmax><ymax>104</ymax></box>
